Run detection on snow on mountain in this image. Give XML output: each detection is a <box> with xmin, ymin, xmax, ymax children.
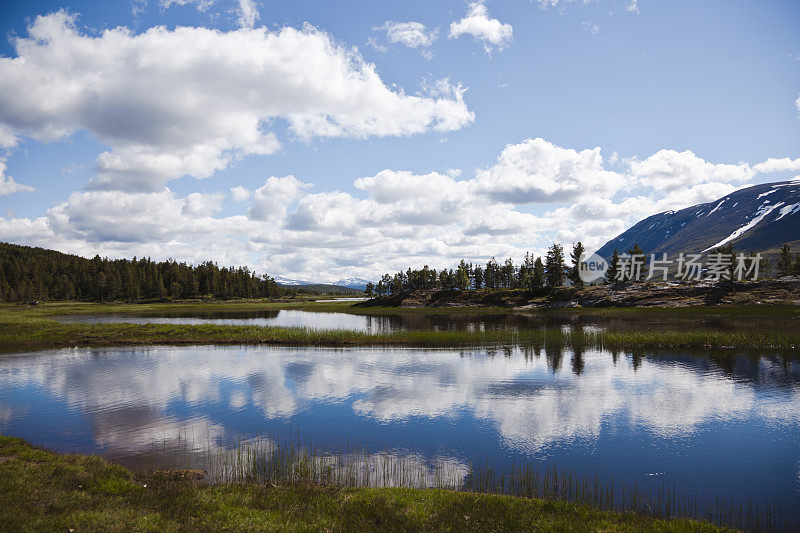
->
<box><xmin>595</xmin><ymin>180</ymin><xmax>800</xmax><ymax>260</ymax></box>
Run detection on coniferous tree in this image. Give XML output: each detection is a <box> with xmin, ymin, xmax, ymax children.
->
<box><xmin>777</xmin><ymin>244</ymin><xmax>794</xmax><ymax>277</ymax></box>
<box><xmin>472</xmin><ymin>265</ymin><xmax>483</xmax><ymax>289</ymax></box>
<box><xmin>532</xmin><ymin>257</ymin><xmax>545</xmax><ymax>288</ymax></box>
<box><xmin>605</xmin><ymin>249</ymin><xmax>620</xmax><ymax>284</ymax></box>
<box><xmin>545</xmin><ymin>244</ymin><xmax>566</xmax><ymax>287</ymax></box>
<box><xmin>569</xmin><ymin>242</ymin><xmax>585</xmax><ymax>288</ymax></box>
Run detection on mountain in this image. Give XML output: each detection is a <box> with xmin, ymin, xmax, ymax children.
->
<box><xmin>273</xmin><ymin>276</ymin><xmax>364</xmax><ymax>294</ymax></box>
<box><xmin>595</xmin><ymin>180</ymin><xmax>800</xmax><ymax>260</ymax></box>
<box><xmin>333</xmin><ymin>278</ymin><xmax>371</xmax><ymax>291</ymax></box>
<box><xmin>273</xmin><ymin>276</ymin><xmax>310</xmax><ymax>286</ymax></box>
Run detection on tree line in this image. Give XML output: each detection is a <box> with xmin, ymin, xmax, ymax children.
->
<box><xmin>0</xmin><ymin>242</ymin><xmax>283</xmax><ymax>302</ymax></box>
<box><xmin>365</xmin><ymin>243</ymin><xmax>578</xmax><ymax>297</ymax></box>
<box><xmin>365</xmin><ymin>241</ymin><xmax>800</xmax><ymax>297</ymax></box>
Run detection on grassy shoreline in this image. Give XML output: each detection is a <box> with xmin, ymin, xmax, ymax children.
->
<box><xmin>1</xmin><ymin>301</ymin><xmax>798</xmax><ymax>352</ymax></box>
<box><xmin>0</xmin><ymin>435</ymin><xmax>726</xmax><ymax>532</ymax></box>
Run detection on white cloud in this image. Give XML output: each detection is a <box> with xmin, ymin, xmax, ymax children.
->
<box><xmin>249</xmin><ymin>175</ymin><xmax>311</xmax><ymax>222</ymax></box>
<box><xmin>472</xmin><ymin>138</ymin><xmax>625</xmax><ymax>204</ymax></box>
<box><xmin>752</xmin><ymin>157</ymin><xmax>800</xmax><ymax>174</ymax></box>
<box><xmin>629</xmin><ymin>149</ymin><xmax>753</xmax><ymax>192</ymax></box>
<box><xmin>182</xmin><ymin>192</ymin><xmax>224</xmax><ymax>217</ymax></box>
<box><xmin>0</xmin><ymin>159</ymin><xmax>34</xmax><ymax>196</ymax></box>
<box><xmin>1</xmin><ymin>130</ymin><xmax>797</xmax><ymax>280</ymax></box>
<box><xmin>0</xmin><ymin>12</ymin><xmax>473</xmax><ymax>192</ymax></box>
<box><xmin>449</xmin><ymin>1</ymin><xmax>513</xmax><ymax>53</ymax></box>
<box><xmin>380</xmin><ymin>21</ymin><xmax>438</xmax><ymax>49</ymax></box>
<box><xmin>236</xmin><ymin>0</ymin><xmax>259</xmax><ymax>29</ymax></box>
<box><xmin>230</xmin><ymin>186</ymin><xmax>252</xmax><ymax>202</ymax></box>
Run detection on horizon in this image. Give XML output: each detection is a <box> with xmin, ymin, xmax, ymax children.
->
<box><xmin>1</xmin><ymin>0</ymin><xmax>799</xmax><ymax>283</ymax></box>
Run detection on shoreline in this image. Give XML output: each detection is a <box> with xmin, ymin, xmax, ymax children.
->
<box><xmin>0</xmin><ymin>302</ymin><xmax>798</xmax><ymax>352</ymax></box>
<box><xmin>0</xmin><ymin>435</ymin><xmax>728</xmax><ymax>532</ymax></box>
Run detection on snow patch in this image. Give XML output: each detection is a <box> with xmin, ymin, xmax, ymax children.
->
<box><xmin>775</xmin><ymin>202</ymin><xmax>800</xmax><ymax>221</ymax></box>
<box><xmin>757</xmin><ymin>190</ymin><xmax>776</xmax><ymax>199</ymax></box>
<box><xmin>706</xmin><ymin>199</ymin><xmax>726</xmax><ymax>217</ymax></box>
<box><xmin>702</xmin><ymin>202</ymin><xmax>784</xmax><ymax>252</ymax></box>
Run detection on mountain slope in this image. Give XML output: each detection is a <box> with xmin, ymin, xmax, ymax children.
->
<box><xmin>595</xmin><ymin>180</ymin><xmax>800</xmax><ymax>259</ymax></box>
<box><xmin>274</xmin><ymin>275</ymin><xmax>366</xmax><ymax>293</ymax></box>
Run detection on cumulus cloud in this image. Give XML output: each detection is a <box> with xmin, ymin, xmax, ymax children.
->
<box><xmin>1</xmin><ymin>132</ymin><xmax>796</xmax><ymax>280</ymax></box>
<box><xmin>629</xmin><ymin>150</ymin><xmax>753</xmax><ymax>192</ymax></box>
<box><xmin>249</xmin><ymin>175</ymin><xmax>311</xmax><ymax>222</ymax></box>
<box><xmin>230</xmin><ymin>186</ymin><xmax>252</xmax><ymax>202</ymax></box>
<box><xmin>0</xmin><ymin>160</ymin><xmax>34</xmax><ymax>196</ymax></box>
<box><xmin>449</xmin><ymin>1</ymin><xmax>513</xmax><ymax>53</ymax></box>
<box><xmin>472</xmin><ymin>138</ymin><xmax>625</xmax><ymax>204</ymax></box>
<box><xmin>752</xmin><ymin>157</ymin><xmax>800</xmax><ymax>174</ymax></box>
<box><xmin>0</xmin><ymin>11</ymin><xmax>473</xmax><ymax>192</ymax></box>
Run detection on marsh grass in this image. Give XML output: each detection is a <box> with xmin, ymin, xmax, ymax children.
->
<box><xmin>0</xmin><ymin>434</ymin><xmax>731</xmax><ymax>532</ymax></box>
<box><xmin>179</xmin><ymin>432</ymin><xmax>790</xmax><ymax>532</ymax></box>
<box><xmin>0</xmin><ymin>312</ymin><xmax>797</xmax><ymax>352</ymax></box>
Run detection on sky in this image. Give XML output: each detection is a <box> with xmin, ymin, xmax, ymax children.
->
<box><xmin>0</xmin><ymin>0</ymin><xmax>799</xmax><ymax>282</ymax></box>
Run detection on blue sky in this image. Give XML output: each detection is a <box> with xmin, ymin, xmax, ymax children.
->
<box><xmin>0</xmin><ymin>0</ymin><xmax>798</xmax><ymax>281</ymax></box>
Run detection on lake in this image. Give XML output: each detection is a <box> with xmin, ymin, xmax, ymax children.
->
<box><xmin>55</xmin><ymin>308</ymin><xmax>799</xmax><ymax>334</ymax></box>
<box><xmin>1</xmin><ymin>342</ymin><xmax>798</xmax><ymax>524</ymax></box>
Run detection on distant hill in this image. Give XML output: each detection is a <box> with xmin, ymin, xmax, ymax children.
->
<box><xmin>596</xmin><ymin>180</ymin><xmax>800</xmax><ymax>260</ymax></box>
<box><xmin>274</xmin><ymin>275</ymin><xmax>368</xmax><ymax>293</ymax></box>
<box><xmin>276</xmin><ymin>282</ymin><xmax>362</xmax><ymax>295</ymax></box>
<box><xmin>0</xmin><ymin>242</ymin><xmax>283</xmax><ymax>302</ymax></box>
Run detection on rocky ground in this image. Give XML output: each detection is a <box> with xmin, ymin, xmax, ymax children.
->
<box><xmin>357</xmin><ymin>277</ymin><xmax>800</xmax><ymax>309</ymax></box>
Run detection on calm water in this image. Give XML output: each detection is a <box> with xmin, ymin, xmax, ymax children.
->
<box><xmin>1</xmin><ymin>344</ymin><xmax>798</xmax><ymax>522</ymax></box>
<box><xmin>56</xmin><ymin>308</ymin><xmax>799</xmax><ymax>334</ymax></box>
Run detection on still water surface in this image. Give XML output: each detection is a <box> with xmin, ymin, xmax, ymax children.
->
<box><xmin>56</xmin><ymin>308</ymin><xmax>799</xmax><ymax>334</ymax></box>
<box><xmin>1</xmin><ymin>343</ymin><xmax>798</xmax><ymax>520</ymax></box>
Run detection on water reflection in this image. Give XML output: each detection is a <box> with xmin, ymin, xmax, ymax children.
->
<box><xmin>56</xmin><ymin>308</ymin><xmax>800</xmax><ymax>335</ymax></box>
<box><xmin>0</xmin><ymin>345</ymin><xmax>798</xmax><ymax>517</ymax></box>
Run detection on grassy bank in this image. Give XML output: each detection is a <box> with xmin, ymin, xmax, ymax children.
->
<box><xmin>0</xmin><ymin>435</ymin><xmax>726</xmax><ymax>532</ymax></box>
<box><xmin>0</xmin><ymin>303</ymin><xmax>798</xmax><ymax>351</ymax></box>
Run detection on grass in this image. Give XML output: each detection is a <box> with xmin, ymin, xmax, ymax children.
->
<box><xmin>0</xmin><ymin>435</ymin><xmax>731</xmax><ymax>532</ymax></box>
<box><xmin>0</xmin><ymin>302</ymin><xmax>798</xmax><ymax>352</ymax></box>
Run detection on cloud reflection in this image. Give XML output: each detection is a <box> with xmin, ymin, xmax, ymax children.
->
<box><xmin>0</xmin><ymin>345</ymin><xmax>798</xmax><ymax>457</ymax></box>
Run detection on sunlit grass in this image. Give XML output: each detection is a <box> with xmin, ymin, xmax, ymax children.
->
<box><xmin>0</xmin><ymin>434</ymin><xmax>738</xmax><ymax>532</ymax></box>
<box><xmin>0</xmin><ymin>306</ymin><xmax>798</xmax><ymax>352</ymax></box>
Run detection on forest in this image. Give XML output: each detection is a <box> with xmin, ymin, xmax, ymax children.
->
<box><xmin>0</xmin><ymin>242</ymin><xmax>283</xmax><ymax>302</ymax></box>
<box><xmin>365</xmin><ymin>242</ymin><xmax>800</xmax><ymax>297</ymax></box>
<box><xmin>2</xmin><ymin>241</ymin><xmax>799</xmax><ymax>303</ymax></box>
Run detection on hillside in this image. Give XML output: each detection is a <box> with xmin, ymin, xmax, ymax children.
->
<box><xmin>0</xmin><ymin>242</ymin><xmax>282</xmax><ymax>302</ymax></box>
<box><xmin>596</xmin><ymin>180</ymin><xmax>800</xmax><ymax>259</ymax></box>
<box><xmin>357</xmin><ymin>279</ymin><xmax>800</xmax><ymax>308</ymax></box>
<box><xmin>276</xmin><ymin>282</ymin><xmax>362</xmax><ymax>295</ymax></box>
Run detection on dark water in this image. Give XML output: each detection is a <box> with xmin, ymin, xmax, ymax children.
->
<box><xmin>55</xmin><ymin>308</ymin><xmax>799</xmax><ymax>334</ymax></box>
<box><xmin>1</xmin><ymin>344</ymin><xmax>798</xmax><ymax>522</ymax></box>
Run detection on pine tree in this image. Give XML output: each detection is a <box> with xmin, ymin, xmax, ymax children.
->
<box><xmin>472</xmin><ymin>265</ymin><xmax>483</xmax><ymax>289</ymax></box>
<box><xmin>605</xmin><ymin>249</ymin><xmax>620</xmax><ymax>284</ymax></box>
<box><xmin>545</xmin><ymin>244</ymin><xmax>565</xmax><ymax>287</ymax></box>
<box><xmin>777</xmin><ymin>244</ymin><xmax>794</xmax><ymax>277</ymax></box>
<box><xmin>569</xmin><ymin>242</ymin><xmax>585</xmax><ymax>288</ymax></box>
<box><xmin>532</xmin><ymin>257</ymin><xmax>545</xmax><ymax>288</ymax></box>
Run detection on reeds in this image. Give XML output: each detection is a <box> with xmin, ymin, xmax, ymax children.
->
<box><xmin>180</xmin><ymin>431</ymin><xmax>791</xmax><ymax>532</ymax></box>
<box><xmin>1</xmin><ymin>315</ymin><xmax>798</xmax><ymax>351</ymax></box>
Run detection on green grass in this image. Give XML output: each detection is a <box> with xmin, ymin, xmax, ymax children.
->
<box><xmin>0</xmin><ymin>435</ymin><xmax>729</xmax><ymax>532</ymax></box>
<box><xmin>0</xmin><ymin>302</ymin><xmax>798</xmax><ymax>351</ymax></box>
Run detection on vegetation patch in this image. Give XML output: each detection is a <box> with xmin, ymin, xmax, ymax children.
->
<box><xmin>0</xmin><ymin>303</ymin><xmax>798</xmax><ymax>352</ymax></box>
<box><xmin>0</xmin><ymin>435</ymin><xmax>728</xmax><ymax>532</ymax></box>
